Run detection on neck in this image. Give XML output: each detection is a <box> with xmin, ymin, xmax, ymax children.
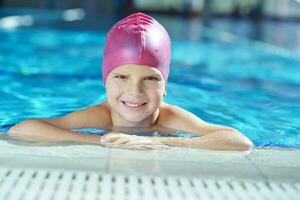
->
<box><xmin>111</xmin><ymin>109</ymin><xmax>160</xmax><ymax>128</ymax></box>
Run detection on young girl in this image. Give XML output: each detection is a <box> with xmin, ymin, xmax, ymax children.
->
<box><xmin>8</xmin><ymin>13</ymin><xmax>253</xmax><ymax>151</ymax></box>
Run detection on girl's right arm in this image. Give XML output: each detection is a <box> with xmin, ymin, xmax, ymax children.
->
<box><xmin>8</xmin><ymin>103</ymin><xmax>112</xmax><ymax>145</ymax></box>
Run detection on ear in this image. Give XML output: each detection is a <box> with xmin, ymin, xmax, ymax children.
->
<box><xmin>163</xmin><ymin>91</ymin><xmax>167</xmax><ymax>97</ymax></box>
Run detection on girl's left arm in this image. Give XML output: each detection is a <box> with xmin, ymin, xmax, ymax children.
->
<box><xmin>152</xmin><ymin>130</ymin><xmax>253</xmax><ymax>151</ymax></box>
<box><xmin>157</xmin><ymin>104</ymin><xmax>253</xmax><ymax>151</ymax></box>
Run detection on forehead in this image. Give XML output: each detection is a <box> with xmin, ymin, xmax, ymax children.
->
<box><xmin>111</xmin><ymin>64</ymin><xmax>162</xmax><ymax>76</ymax></box>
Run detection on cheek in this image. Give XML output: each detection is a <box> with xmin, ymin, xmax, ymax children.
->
<box><xmin>144</xmin><ymin>84</ymin><xmax>165</xmax><ymax>101</ymax></box>
<box><xmin>106</xmin><ymin>84</ymin><xmax>123</xmax><ymax>101</ymax></box>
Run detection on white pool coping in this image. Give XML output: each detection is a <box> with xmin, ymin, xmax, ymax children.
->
<box><xmin>0</xmin><ymin>136</ymin><xmax>299</xmax><ymax>184</ymax></box>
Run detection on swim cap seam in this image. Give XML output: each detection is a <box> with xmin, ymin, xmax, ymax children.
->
<box><xmin>140</xmin><ymin>18</ymin><xmax>145</xmax><ymax>65</ymax></box>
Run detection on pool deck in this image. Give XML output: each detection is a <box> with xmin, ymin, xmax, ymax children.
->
<box><xmin>0</xmin><ymin>137</ymin><xmax>299</xmax><ymax>183</ymax></box>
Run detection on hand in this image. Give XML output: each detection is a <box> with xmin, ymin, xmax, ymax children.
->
<box><xmin>99</xmin><ymin>132</ymin><xmax>170</xmax><ymax>150</ymax></box>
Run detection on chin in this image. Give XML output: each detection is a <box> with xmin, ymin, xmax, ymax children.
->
<box><xmin>123</xmin><ymin>114</ymin><xmax>148</xmax><ymax>124</ymax></box>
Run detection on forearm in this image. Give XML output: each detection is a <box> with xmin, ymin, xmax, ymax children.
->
<box><xmin>153</xmin><ymin>130</ymin><xmax>253</xmax><ymax>151</ymax></box>
<box><xmin>8</xmin><ymin>120</ymin><xmax>100</xmax><ymax>145</ymax></box>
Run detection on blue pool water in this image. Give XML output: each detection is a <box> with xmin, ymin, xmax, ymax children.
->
<box><xmin>0</xmin><ymin>10</ymin><xmax>300</xmax><ymax>149</ymax></box>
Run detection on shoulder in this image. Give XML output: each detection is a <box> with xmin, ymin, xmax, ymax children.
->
<box><xmin>158</xmin><ymin>102</ymin><xmax>226</xmax><ymax>135</ymax></box>
<box><xmin>62</xmin><ymin>101</ymin><xmax>112</xmax><ymax>128</ymax></box>
<box><xmin>71</xmin><ymin>101</ymin><xmax>110</xmax><ymax>117</ymax></box>
<box><xmin>84</xmin><ymin>101</ymin><xmax>111</xmax><ymax>115</ymax></box>
<box><xmin>158</xmin><ymin>102</ymin><xmax>187</xmax><ymax>127</ymax></box>
<box><xmin>159</xmin><ymin>102</ymin><xmax>201</xmax><ymax>120</ymax></box>
<box><xmin>158</xmin><ymin>103</ymin><xmax>207</xmax><ymax>133</ymax></box>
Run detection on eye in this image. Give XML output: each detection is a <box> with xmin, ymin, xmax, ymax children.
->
<box><xmin>114</xmin><ymin>75</ymin><xmax>127</xmax><ymax>80</ymax></box>
<box><xmin>144</xmin><ymin>76</ymin><xmax>160</xmax><ymax>81</ymax></box>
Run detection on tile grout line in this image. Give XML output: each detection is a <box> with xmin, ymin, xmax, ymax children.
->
<box><xmin>244</xmin><ymin>151</ymin><xmax>269</xmax><ymax>182</ymax></box>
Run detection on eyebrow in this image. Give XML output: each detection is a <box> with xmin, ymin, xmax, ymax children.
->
<box><xmin>145</xmin><ymin>74</ymin><xmax>161</xmax><ymax>77</ymax></box>
<box><xmin>112</xmin><ymin>73</ymin><xmax>128</xmax><ymax>76</ymax></box>
<box><xmin>112</xmin><ymin>73</ymin><xmax>161</xmax><ymax>77</ymax></box>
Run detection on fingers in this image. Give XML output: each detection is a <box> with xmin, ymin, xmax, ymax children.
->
<box><xmin>100</xmin><ymin>133</ymin><xmax>130</xmax><ymax>143</ymax></box>
<box><xmin>102</xmin><ymin>143</ymin><xmax>170</xmax><ymax>150</ymax></box>
<box><xmin>140</xmin><ymin>144</ymin><xmax>170</xmax><ymax>150</ymax></box>
<box><xmin>99</xmin><ymin>132</ymin><xmax>171</xmax><ymax>150</ymax></box>
<box><xmin>99</xmin><ymin>134</ymin><xmax>134</xmax><ymax>147</ymax></box>
<box><xmin>109</xmin><ymin>137</ymin><xmax>131</xmax><ymax>145</ymax></box>
<box><xmin>126</xmin><ymin>137</ymin><xmax>153</xmax><ymax>145</ymax></box>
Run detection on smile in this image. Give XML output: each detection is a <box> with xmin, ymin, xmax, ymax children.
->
<box><xmin>121</xmin><ymin>101</ymin><xmax>147</xmax><ymax>108</ymax></box>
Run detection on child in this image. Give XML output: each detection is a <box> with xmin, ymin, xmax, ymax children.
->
<box><xmin>8</xmin><ymin>13</ymin><xmax>253</xmax><ymax>151</ymax></box>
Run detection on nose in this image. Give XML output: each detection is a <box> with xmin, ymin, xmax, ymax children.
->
<box><xmin>126</xmin><ymin>79</ymin><xmax>144</xmax><ymax>96</ymax></box>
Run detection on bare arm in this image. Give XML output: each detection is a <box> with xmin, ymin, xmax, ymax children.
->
<box><xmin>152</xmin><ymin>130</ymin><xmax>252</xmax><ymax>151</ymax></box>
<box><xmin>8</xmin><ymin>120</ymin><xmax>101</xmax><ymax>144</ymax></box>
<box><xmin>158</xmin><ymin>104</ymin><xmax>253</xmax><ymax>151</ymax></box>
<box><xmin>8</xmin><ymin>103</ymin><xmax>112</xmax><ymax>145</ymax></box>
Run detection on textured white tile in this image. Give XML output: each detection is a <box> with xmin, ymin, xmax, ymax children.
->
<box><xmin>258</xmin><ymin>166</ymin><xmax>300</xmax><ymax>182</ymax></box>
<box><xmin>110</xmin><ymin>147</ymin><xmax>192</xmax><ymax>161</ymax></box>
<box><xmin>107</xmin><ymin>158</ymin><xmax>161</xmax><ymax>175</ymax></box>
<box><xmin>245</xmin><ymin>148</ymin><xmax>300</xmax><ymax>182</ymax></box>
<box><xmin>159</xmin><ymin>160</ymin><xmax>263</xmax><ymax>180</ymax></box>
<box><xmin>106</xmin><ymin>158</ymin><xmax>263</xmax><ymax>181</ymax></box>
<box><xmin>110</xmin><ymin>147</ymin><xmax>253</xmax><ymax>163</ymax></box>
<box><xmin>0</xmin><ymin>139</ymin><xmax>110</xmax><ymax>159</ymax></box>
<box><xmin>0</xmin><ymin>139</ymin><xmax>110</xmax><ymax>171</ymax></box>
<box><xmin>186</xmin><ymin>148</ymin><xmax>252</xmax><ymax>164</ymax></box>
<box><xmin>110</xmin><ymin>148</ymin><xmax>160</xmax><ymax>160</ymax></box>
<box><xmin>246</xmin><ymin>148</ymin><xmax>300</xmax><ymax>167</ymax></box>
<box><xmin>2</xmin><ymin>155</ymin><xmax>108</xmax><ymax>172</ymax></box>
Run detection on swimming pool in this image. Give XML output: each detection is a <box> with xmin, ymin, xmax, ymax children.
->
<box><xmin>0</xmin><ymin>9</ymin><xmax>300</xmax><ymax>150</ymax></box>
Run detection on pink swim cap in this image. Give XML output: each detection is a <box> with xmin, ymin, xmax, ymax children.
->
<box><xmin>102</xmin><ymin>12</ymin><xmax>171</xmax><ymax>84</ymax></box>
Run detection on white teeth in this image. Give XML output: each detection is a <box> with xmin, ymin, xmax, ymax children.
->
<box><xmin>123</xmin><ymin>101</ymin><xmax>145</xmax><ymax>108</ymax></box>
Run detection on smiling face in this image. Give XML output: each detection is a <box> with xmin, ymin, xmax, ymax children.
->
<box><xmin>105</xmin><ymin>64</ymin><xmax>166</xmax><ymax>127</ymax></box>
